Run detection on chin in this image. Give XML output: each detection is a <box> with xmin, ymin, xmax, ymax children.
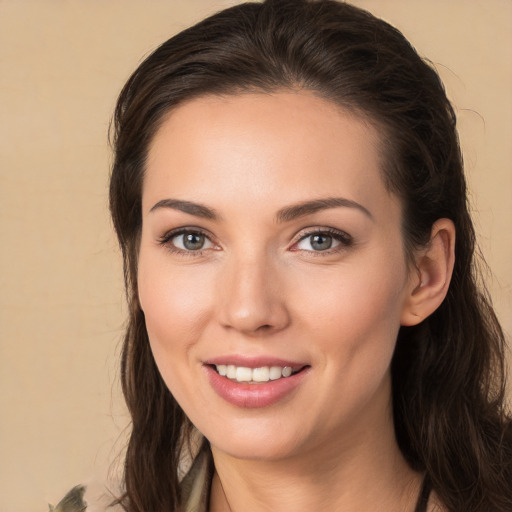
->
<box><xmin>205</xmin><ymin>420</ymin><xmax>307</xmax><ymax>462</ymax></box>
<box><xmin>211</xmin><ymin>440</ymin><xmax>298</xmax><ymax>462</ymax></box>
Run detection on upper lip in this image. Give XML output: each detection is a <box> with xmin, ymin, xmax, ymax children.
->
<box><xmin>204</xmin><ymin>355</ymin><xmax>308</xmax><ymax>369</ymax></box>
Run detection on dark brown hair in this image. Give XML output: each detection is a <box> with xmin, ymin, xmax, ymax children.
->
<box><xmin>109</xmin><ymin>1</ymin><xmax>511</xmax><ymax>510</ymax></box>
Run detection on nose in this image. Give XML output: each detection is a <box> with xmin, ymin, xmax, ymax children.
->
<box><xmin>217</xmin><ymin>254</ymin><xmax>290</xmax><ymax>335</ymax></box>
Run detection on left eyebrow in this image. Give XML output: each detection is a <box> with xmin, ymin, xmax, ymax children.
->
<box><xmin>276</xmin><ymin>197</ymin><xmax>373</xmax><ymax>223</ymax></box>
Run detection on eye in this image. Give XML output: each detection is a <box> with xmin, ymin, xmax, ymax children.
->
<box><xmin>159</xmin><ymin>229</ymin><xmax>216</xmax><ymax>253</ymax></box>
<box><xmin>293</xmin><ymin>229</ymin><xmax>352</xmax><ymax>253</ymax></box>
<box><xmin>297</xmin><ymin>233</ymin><xmax>335</xmax><ymax>251</ymax></box>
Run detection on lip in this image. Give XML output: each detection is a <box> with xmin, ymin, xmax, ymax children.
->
<box><xmin>204</xmin><ymin>355</ymin><xmax>306</xmax><ymax>369</ymax></box>
<box><xmin>203</xmin><ymin>358</ymin><xmax>310</xmax><ymax>408</ymax></box>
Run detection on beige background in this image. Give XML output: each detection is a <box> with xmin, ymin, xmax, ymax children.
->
<box><xmin>0</xmin><ymin>1</ymin><xmax>510</xmax><ymax>510</ymax></box>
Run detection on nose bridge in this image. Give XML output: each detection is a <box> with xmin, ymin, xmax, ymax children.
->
<box><xmin>218</xmin><ymin>247</ymin><xmax>289</xmax><ymax>334</ymax></box>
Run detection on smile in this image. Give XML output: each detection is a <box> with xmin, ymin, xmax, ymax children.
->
<box><xmin>204</xmin><ymin>361</ymin><xmax>310</xmax><ymax>408</ymax></box>
<box><xmin>214</xmin><ymin>364</ymin><xmax>298</xmax><ymax>383</ymax></box>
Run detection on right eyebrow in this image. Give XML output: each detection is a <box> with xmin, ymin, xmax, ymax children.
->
<box><xmin>149</xmin><ymin>199</ymin><xmax>220</xmax><ymax>220</ymax></box>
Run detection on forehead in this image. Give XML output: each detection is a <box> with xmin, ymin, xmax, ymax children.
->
<box><xmin>144</xmin><ymin>91</ymin><xmax>396</xmax><ymax>219</ymax></box>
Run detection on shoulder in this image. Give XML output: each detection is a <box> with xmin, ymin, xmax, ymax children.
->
<box><xmin>49</xmin><ymin>481</ymin><xmax>124</xmax><ymax>512</ymax></box>
<box><xmin>180</xmin><ymin>446</ymin><xmax>213</xmax><ymax>512</ymax></box>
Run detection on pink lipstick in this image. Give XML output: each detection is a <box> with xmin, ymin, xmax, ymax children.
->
<box><xmin>203</xmin><ymin>356</ymin><xmax>310</xmax><ymax>408</ymax></box>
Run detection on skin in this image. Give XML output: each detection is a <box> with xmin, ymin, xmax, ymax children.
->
<box><xmin>138</xmin><ymin>91</ymin><xmax>453</xmax><ymax>511</ymax></box>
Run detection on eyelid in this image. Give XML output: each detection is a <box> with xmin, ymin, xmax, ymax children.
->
<box><xmin>157</xmin><ymin>226</ymin><xmax>219</xmax><ymax>255</ymax></box>
<box><xmin>156</xmin><ymin>225</ymin><xmax>353</xmax><ymax>256</ymax></box>
<box><xmin>289</xmin><ymin>227</ymin><xmax>353</xmax><ymax>253</ymax></box>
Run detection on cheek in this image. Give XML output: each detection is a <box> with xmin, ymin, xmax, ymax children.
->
<box><xmin>137</xmin><ymin>254</ymin><xmax>220</xmax><ymax>411</ymax></box>
<box><xmin>291</xmin><ymin>257</ymin><xmax>408</xmax><ymax>360</ymax></box>
<box><xmin>137</xmin><ymin>253</ymin><xmax>216</xmax><ymax>357</ymax></box>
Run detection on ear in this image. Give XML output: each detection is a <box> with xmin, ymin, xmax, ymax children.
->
<box><xmin>401</xmin><ymin>219</ymin><xmax>456</xmax><ymax>326</ymax></box>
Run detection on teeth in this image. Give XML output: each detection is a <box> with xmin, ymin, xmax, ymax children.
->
<box><xmin>269</xmin><ymin>366</ymin><xmax>283</xmax><ymax>380</ymax></box>
<box><xmin>214</xmin><ymin>364</ymin><xmax>296</xmax><ymax>383</ymax></box>
<box><xmin>252</xmin><ymin>367</ymin><xmax>270</xmax><ymax>382</ymax></box>
<box><xmin>235</xmin><ymin>367</ymin><xmax>252</xmax><ymax>382</ymax></box>
<box><xmin>282</xmin><ymin>366</ymin><xmax>292</xmax><ymax>377</ymax></box>
<box><xmin>226</xmin><ymin>365</ymin><xmax>236</xmax><ymax>379</ymax></box>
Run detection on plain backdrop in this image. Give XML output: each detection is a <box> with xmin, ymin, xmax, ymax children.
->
<box><xmin>0</xmin><ymin>1</ymin><xmax>511</xmax><ymax>510</ymax></box>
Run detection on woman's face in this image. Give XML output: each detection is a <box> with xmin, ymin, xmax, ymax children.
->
<box><xmin>138</xmin><ymin>91</ymin><xmax>416</xmax><ymax>461</ymax></box>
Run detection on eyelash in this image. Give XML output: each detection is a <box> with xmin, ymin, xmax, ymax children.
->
<box><xmin>157</xmin><ymin>227</ymin><xmax>353</xmax><ymax>257</ymax></box>
<box><xmin>291</xmin><ymin>227</ymin><xmax>353</xmax><ymax>255</ymax></box>
<box><xmin>157</xmin><ymin>228</ymin><xmax>217</xmax><ymax>257</ymax></box>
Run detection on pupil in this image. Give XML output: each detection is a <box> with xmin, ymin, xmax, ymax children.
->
<box><xmin>311</xmin><ymin>234</ymin><xmax>332</xmax><ymax>250</ymax></box>
<box><xmin>184</xmin><ymin>233</ymin><xmax>204</xmax><ymax>250</ymax></box>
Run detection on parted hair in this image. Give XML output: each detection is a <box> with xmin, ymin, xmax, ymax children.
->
<box><xmin>109</xmin><ymin>1</ymin><xmax>512</xmax><ymax>510</ymax></box>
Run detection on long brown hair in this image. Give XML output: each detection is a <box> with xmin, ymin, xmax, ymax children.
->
<box><xmin>109</xmin><ymin>1</ymin><xmax>511</xmax><ymax>510</ymax></box>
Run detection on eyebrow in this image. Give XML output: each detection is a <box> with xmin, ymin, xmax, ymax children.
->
<box><xmin>275</xmin><ymin>197</ymin><xmax>373</xmax><ymax>223</ymax></box>
<box><xmin>149</xmin><ymin>196</ymin><xmax>372</xmax><ymax>222</ymax></box>
<box><xmin>149</xmin><ymin>199</ymin><xmax>219</xmax><ymax>220</ymax></box>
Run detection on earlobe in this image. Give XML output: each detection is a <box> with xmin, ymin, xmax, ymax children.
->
<box><xmin>401</xmin><ymin>219</ymin><xmax>456</xmax><ymax>326</ymax></box>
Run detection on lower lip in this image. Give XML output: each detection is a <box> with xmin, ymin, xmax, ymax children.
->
<box><xmin>204</xmin><ymin>365</ymin><xmax>310</xmax><ymax>408</ymax></box>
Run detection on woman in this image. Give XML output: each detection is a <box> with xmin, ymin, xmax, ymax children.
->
<box><xmin>56</xmin><ymin>0</ymin><xmax>511</xmax><ymax>510</ymax></box>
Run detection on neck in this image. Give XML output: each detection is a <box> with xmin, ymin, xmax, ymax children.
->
<box><xmin>209</xmin><ymin>404</ymin><xmax>422</xmax><ymax>512</ymax></box>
